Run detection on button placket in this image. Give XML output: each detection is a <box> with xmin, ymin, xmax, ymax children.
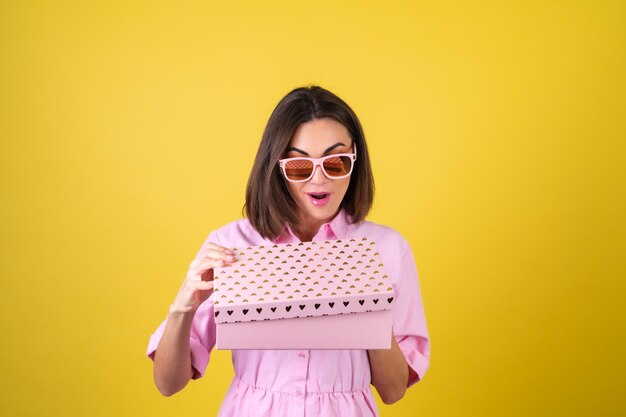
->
<box><xmin>293</xmin><ymin>350</ymin><xmax>310</xmax><ymax>398</ymax></box>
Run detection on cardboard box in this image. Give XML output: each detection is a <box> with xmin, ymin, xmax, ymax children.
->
<box><xmin>213</xmin><ymin>237</ymin><xmax>395</xmax><ymax>349</ymax></box>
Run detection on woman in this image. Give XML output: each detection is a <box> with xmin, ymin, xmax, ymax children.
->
<box><xmin>147</xmin><ymin>86</ymin><xmax>430</xmax><ymax>417</ymax></box>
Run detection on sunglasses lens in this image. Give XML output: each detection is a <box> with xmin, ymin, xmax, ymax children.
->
<box><xmin>284</xmin><ymin>159</ymin><xmax>314</xmax><ymax>180</ymax></box>
<box><xmin>323</xmin><ymin>155</ymin><xmax>352</xmax><ymax>177</ymax></box>
<box><xmin>282</xmin><ymin>155</ymin><xmax>353</xmax><ymax>181</ymax></box>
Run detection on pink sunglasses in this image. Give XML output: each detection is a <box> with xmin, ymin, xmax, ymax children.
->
<box><xmin>278</xmin><ymin>145</ymin><xmax>357</xmax><ymax>183</ymax></box>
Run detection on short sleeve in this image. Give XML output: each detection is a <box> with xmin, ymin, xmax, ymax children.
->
<box><xmin>392</xmin><ymin>239</ymin><xmax>431</xmax><ymax>388</ymax></box>
<box><xmin>145</xmin><ymin>230</ymin><xmax>221</xmax><ymax>379</ymax></box>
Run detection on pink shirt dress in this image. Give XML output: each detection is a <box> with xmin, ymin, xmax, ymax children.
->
<box><xmin>147</xmin><ymin>209</ymin><xmax>430</xmax><ymax>417</ymax></box>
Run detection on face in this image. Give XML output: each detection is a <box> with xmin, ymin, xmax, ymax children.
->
<box><xmin>283</xmin><ymin>118</ymin><xmax>354</xmax><ymax>232</ymax></box>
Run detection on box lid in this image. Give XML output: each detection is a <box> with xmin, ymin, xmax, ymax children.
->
<box><xmin>213</xmin><ymin>237</ymin><xmax>395</xmax><ymax>324</ymax></box>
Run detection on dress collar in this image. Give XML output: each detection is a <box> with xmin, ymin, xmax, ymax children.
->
<box><xmin>276</xmin><ymin>208</ymin><xmax>351</xmax><ymax>243</ymax></box>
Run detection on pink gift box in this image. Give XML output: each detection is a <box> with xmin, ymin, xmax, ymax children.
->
<box><xmin>213</xmin><ymin>238</ymin><xmax>395</xmax><ymax>349</ymax></box>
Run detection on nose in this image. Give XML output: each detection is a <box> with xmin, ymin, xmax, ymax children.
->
<box><xmin>309</xmin><ymin>164</ymin><xmax>327</xmax><ymax>184</ymax></box>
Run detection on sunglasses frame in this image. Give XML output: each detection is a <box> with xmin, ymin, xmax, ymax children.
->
<box><xmin>278</xmin><ymin>144</ymin><xmax>357</xmax><ymax>183</ymax></box>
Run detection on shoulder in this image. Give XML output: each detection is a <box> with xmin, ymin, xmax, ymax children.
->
<box><xmin>207</xmin><ymin>217</ymin><xmax>272</xmax><ymax>248</ymax></box>
<box><xmin>349</xmin><ymin>218</ymin><xmax>417</xmax><ymax>289</ymax></box>
<box><xmin>348</xmin><ymin>218</ymin><xmax>411</xmax><ymax>254</ymax></box>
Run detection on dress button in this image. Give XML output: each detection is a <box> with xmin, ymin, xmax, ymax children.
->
<box><xmin>298</xmin><ymin>352</ymin><xmax>306</xmax><ymax>358</ymax></box>
<box><xmin>295</xmin><ymin>389</ymin><xmax>302</xmax><ymax>396</ymax></box>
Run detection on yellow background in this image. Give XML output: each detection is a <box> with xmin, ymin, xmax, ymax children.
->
<box><xmin>1</xmin><ymin>1</ymin><xmax>625</xmax><ymax>416</ymax></box>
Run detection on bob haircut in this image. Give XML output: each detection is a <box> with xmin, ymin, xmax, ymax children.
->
<box><xmin>245</xmin><ymin>85</ymin><xmax>375</xmax><ymax>240</ymax></box>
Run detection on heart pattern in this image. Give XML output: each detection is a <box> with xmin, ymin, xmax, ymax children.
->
<box><xmin>213</xmin><ymin>238</ymin><xmax>394</xmax><ymax>323</ymax></box>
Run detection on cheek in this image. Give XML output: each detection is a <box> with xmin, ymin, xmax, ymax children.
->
<box><xmin>337</xmin><ymin>178</ymin><xmax>351</xmax><ymax>195</ymax></box>
<box><xmin>286</xmin><ymin>182</ymin><xmax>303</xmax><ymax>200</ymax></box>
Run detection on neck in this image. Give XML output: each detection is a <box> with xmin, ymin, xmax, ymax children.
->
<box><xmin>294</xmin><ymin>219</ymin><xmax>324</xmax><ymax>242</ymax></box>
<box><xmin>294</xmin><ymin>209</ymin><xmax>339</xmax><ymax>242</ymax></box>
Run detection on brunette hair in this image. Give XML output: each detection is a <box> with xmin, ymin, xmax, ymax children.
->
<box><xmin>244</xmin><ymin>85</ymin><xmax>375</xmax><ymax>240</ymax></box>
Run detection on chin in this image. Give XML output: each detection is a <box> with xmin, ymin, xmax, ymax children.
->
<box><xmin>302</xmin><ymin>204</ymin><xmax>340</xmax><ymax>220</ymax></box>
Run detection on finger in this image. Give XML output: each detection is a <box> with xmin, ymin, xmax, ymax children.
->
<box><xmin>191</xmin><ymin>251</ymin><xmax>237</xmax><ymax>269</ymax></box>
<box><xmin>189</xmin><ymin>249</ymin><xmax>237</xmax><ymax>278</ymax></box>
<box><xmin>203</xmin><ymin>243</ymin><xmax>235</xmax><ymax>256</ymax></box>
<box><xmin>188</xmin><ymin>280</ymin><xmax>214</xmax><ymax>291</ymax></box>
<box><xmin>202</xmin><ymin>248</ymin><xmax>237</xmax><ymax>263</ymax></box>
<box><xmin>189</xmin><ymin>259</ymin><xmax>223</xmax><ymax>278</ymax></box>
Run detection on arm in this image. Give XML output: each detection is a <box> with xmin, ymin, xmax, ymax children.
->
<box><xmin>369</xmin><ymin>236</ymin><xmax>430</xmax><ymax>395</ymax></box>
<box><xmin>153</xmin><ymin>308</ymin><xmax>196</xmax><ymax>396</ymax></box>
<box><xmin>367</xmin><ymin>330</ymin><xmax>411</xmax><ymax>404</ymax></box>
<box><xmin>151</xmin><ymin>242</ymin><xmax>235</xmax><ymax>396</ymax></box>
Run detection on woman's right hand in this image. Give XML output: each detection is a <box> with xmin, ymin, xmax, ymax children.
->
<box><xmin>169</xmin><ymin>243</ymin><xmax>237</xmax><ymax>314</ymax></box>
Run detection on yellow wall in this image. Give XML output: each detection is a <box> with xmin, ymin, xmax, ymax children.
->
<box><xmin>1</xmin><ymin>1</ymin><xmax>624</xmax><ymax>416</ymax></box>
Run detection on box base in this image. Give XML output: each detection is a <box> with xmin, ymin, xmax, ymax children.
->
<box><xmin>216</xmin><ymin>310</ymin><xmax>392</xmax><ymax>350</ymax></box>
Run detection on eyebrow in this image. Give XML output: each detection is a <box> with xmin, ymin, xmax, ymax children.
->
<box><xmin>287</xmin><ymin>143</ymin><xmax>347</xmax><ymax>156</ymax></box>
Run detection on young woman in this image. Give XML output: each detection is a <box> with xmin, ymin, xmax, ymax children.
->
<box><xmin>147</xmin><ymin>86</ymin><xmax>430</xmax><ymax>417</ymax></box>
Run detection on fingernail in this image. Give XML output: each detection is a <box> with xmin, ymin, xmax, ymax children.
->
<box><xmin>227</xmin><ymin>255</ymin><xmax>234</xmax><ymax>260</ymax></box>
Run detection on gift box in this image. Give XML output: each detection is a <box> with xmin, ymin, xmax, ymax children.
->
<box><xmin>213</xmin><ymin>237</ymin><xmax>395</xmax><ymax>349</ymax></box>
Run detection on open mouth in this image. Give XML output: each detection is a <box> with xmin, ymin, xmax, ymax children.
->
<box><xmin>307</xmin><ymin>192</ymin><xmax>331</xmax><ymax>206</ymax></box>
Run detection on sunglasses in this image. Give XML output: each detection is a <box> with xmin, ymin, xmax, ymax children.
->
<box><xmin>278</xmin><ymin>146</ymin><xmax>357</xmax><ymax>183</ymax></box>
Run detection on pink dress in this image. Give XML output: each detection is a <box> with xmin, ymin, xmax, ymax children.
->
<box><xmin>147</xmin><ymin>209</ymin><xmax>430</xmax><ymax>417</ymax></box>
